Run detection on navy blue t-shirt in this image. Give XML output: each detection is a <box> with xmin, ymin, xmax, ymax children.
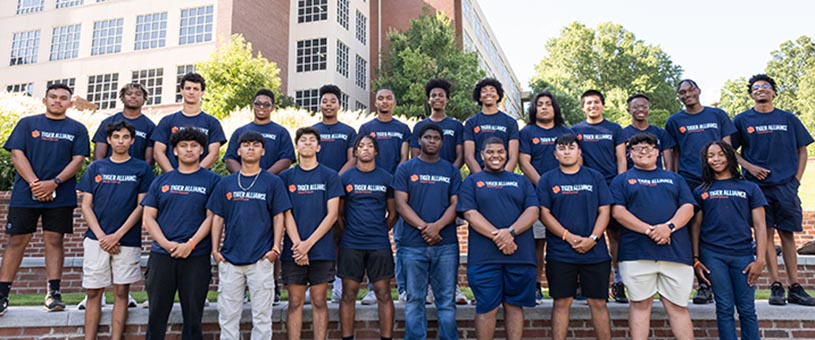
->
<box><xmin>693</xmin><ymin>179</ymin><xmax>767</xmax><ymax>256</ymax></box>
<box><xmin>313</xmin><ymin>121</ymin><xmax>357</xmax><ymax>172</ymax></box>
<box><xmin>665</xmin><ymin>107</ymin><xmax>736</xmax><ymax>184</ymax></box>
<box><xmin>4</xmin><ymin>114</ymin><xmax>90</xmax><ymax>208</ymax></box>
<box><xmin>207</xmin><ymin>171</ymin><xmax>291</xmax><ymax>265</ymax></box>
<box><xmin>392</xmin><ymin>158</ymin><xmax>462</xmax><ymax>247</ymax></box>
<box><xmin>340</xmin><ymin>167</ymin><xmax>394</xmax><ymax>250</ymax></box>
<box><xmin>463</xmin><ymin>111</ymin><xmax>519</xmax><ymax>168</ymax></box>
<box><xmin>571</xmin><ymin>119</ymin><xmax>625</xmax><ymax>184</ymax></box>
<box><xmin>732</xmin><ymin>108</ymin><xmax>814</xmax><ymax>186</ymax></box>
<box><xmin>537</xmin><ymin>167</ymin><xmax>612</xmax><ymax>264</ymax></box>
<box><xmin>279</xmin><ymin>165</ymin><xmax>344</xmax><ymax>261</ymax></box>
<box><xmin>610</xmin><ymin>168</ymin><xmax>696</xmax><ymax>265</ymax></box>
<box><xmin>358</xmin><ymin>118</ymin><xmax>412</xmax><ymax>174</ymax></box>
<box><xmin>151</xmin><ymin>111</ymin><xmax>227</xmax><ymax>168</ymax></box>
<box><xmin>141</xmin><ymin>168</ymin><xmax>221</xmax><ymax>256</ymax></box>
<box><xmin>409</xmin><ymin>117</ymin><xmax>464</xmax><ymax>164</ymax></box>
<box><xmin>457</xmin><ymin>170</ymin><xmax>538</xmax><ymax>266</ymax></box>
<box><xmin>224</xmin><ymin>121</ymin><xmax>295</xmax><ymax>171</ymax></box>
<box><xmin>519</xmin><ymin>124</ymin><xmax>574</xmax><ymax>176</ymax></box>
<box><xmin>92</xmin><ymin>112</ymin><xmax>156</xmax><ymax>160</ymax></box>
<box><xmin>78</xmin><ymin>158</ymin><xmax>154</xmax><ymax>247</ymax></box>
<box><xmin>622</xmin><ymin>124</ymin><xmax>675</xmax><ymax>170</ymax></box>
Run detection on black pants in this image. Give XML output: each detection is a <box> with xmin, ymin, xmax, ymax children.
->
<box><xmin>145</xmin><ymin>252</ymin><xmax>211</xmax><ymax>340</ymax></box>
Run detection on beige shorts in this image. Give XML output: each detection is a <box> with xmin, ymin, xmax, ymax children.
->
<box><xmin>619</xmin><ymin>260</ymin><xmax>693</xmax><ymax>307</ymax></box>
<box><xmin>82</xmin><ymin>238</ymin><xmax>143</xmax><ymax>289</ymax></box>
<box><xmin>532</xmin><ymin>220</ymin><xmax>547</xmax><ymax>239</ymax></box>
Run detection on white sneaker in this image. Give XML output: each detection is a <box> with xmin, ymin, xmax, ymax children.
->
<box><xmin>127</xmin><ymin>294</ymin><xmax>138</xmax><ymax>308</ymax></box>
<box><xmin>398</xmin><ymin>291</ymin><xmax>407</xmax><ymax>303</ymax></box>
<box><xmin>305</xmin><ymin>290</ymin><xmax>311</xmax><ymax>305</ymax></box>
<box><xmin>361</xmin><ymin>290</ymin><xmax>376</xmax><ymax>305</ymax></box>
<box><xmin>141</xmin><ymin>300</ymin><xmax>149</xmax><ymax>309</ymax></box>
<box><xmin>77</xmin><ymin>294</ymin><xmax>107</xmax><ymax>310</ymax></box>
<box><xmin>454</xmin><ymin>287</ymin><xmax>469</xmax><ymax>305</ymax></box>
<box><xmin>425</xmin><ymin>289</ymin><xmax>434</xmax><ymax>304</ymax></box>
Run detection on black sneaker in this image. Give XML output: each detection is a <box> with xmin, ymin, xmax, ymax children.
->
<box><xmin>693</xmin><ymin>283</ymin><xmax>714</xmax><ymax>304</ymax></box>
<box><xmin>0</xmin><ymin>295</ymin><xmax>8</xmax><ymax>316</ymax></box>
<box><xmin>788</xmin><ymin>283</ymin><xmax>815</xmax><ymax>306</ymax></box>
<box><xmin>273</xmin><ymin>285</ymin><xmax>281</xmax><ymax>306</ymax></box>
<box><xmin>44</xmin><ymin>290</ymin><xmax>66</xmax><ymax>312</ymax></box>
<box><xmin>611</xmin><ymin>282</ymin><xmax>629</xmax><ymax>304</ymax></box>
<box><xmin>769</xmin><ymin>281</ymin><xmax>786</xmax><ymax>306</ymax></box>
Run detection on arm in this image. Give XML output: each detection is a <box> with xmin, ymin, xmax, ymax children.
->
<box><xmin>612</xmin><ymin>205</ymin><xmax>655</xmax><ymax>235</ymax></box>
<box><xmin>199</xmin><ymin>142</ymin><xmax>222</xmax><ymax>169</ymax></box>
<box><xmin>689</xmin><ymin>212</ymin><xmax>710</xmax><ymax>285</ymax></box>
<box><xmin>505</xmin><ymin>139</ymin><xmax>519</xmax><ymax>172</ymax></box>
<box><xmin>492</xmin><ymin>206</ymin><xmax>539</xmax><ymax>254</ymax></box>
<box><xmin>93</xmin><ymin>143</ymin><xmax>108</xmax><ymax>161</ymax></box>
<box><xmin>80</xmin><ymin>192</ymin><xmax>112</xmax><ymax>252</ymax></box>
<box><xmin>100</xmin><ymin>193</ymin><xmax>146</xmax><ymax>251</ymax></box>
<box><xmin>453</xmin><ymin>145</ymin><xmax>464</xmax><ymax>168</ymax></box>
<box><xmin>30</xmin><ymin>155</ymin><xmax>85</xmax><ymax>201</ymax></box>
<box><xmin>400</xmin><ymin>141</ymin><xmax>409</xmax><ymax>164</ymax></box>
<box><xmin>463</xmin><ymin>141</ymin><xmax>481</xmax><ymax>173</ymax></box>
<box><xmin>210</xmin><ymin>214</ymin><xmax>226</xmax><ymax>263</ymax></box>
<box><xmin>746</xmin><ymin>207</ymin><xmax>767</xmax><ymax>285</ymax></box>
<box><xmin>153</xmin><ymin>142</ymin><xmax>174</xmax><ymax>172</ymax></box>
<box><xmin>518</xmin><ymin>153</ymin><xmax>540</xmax><ymax>186</ymax></box>
<box><xmin>385</xmin><ymin>198</ymin><xmax>398</xmax><ymax>229</ymax></box>
<box><xmin>336</xmin><ymin>198</ymin><xmax>346</xmax><ymax>233</ymax></box>
<box><xmin>646</xmin><ymin>203</ymin><xmax>696</xmax><ymax>244</ymax></box>
<box><xmin>265</xmin><ymin>211</ymin><xmax>286</xmax><ymax>262</ymax></box>
<box><xmin>796</xmin><ymin>146</ymin><xmax>808</xmax><ymax>182</ymax></box>
<box><xmin>267</xmin><ymin>159</ymin><xmax>293</xmax><ymax>175</ymax></box>
<box><xmin>338</xmin><ymin>148</ymin><xmax>356</xmax><ymax>174</ymax></box>
<box><xmin>615</xmin><ymin>143</ymin><xmax>627</xmax><ymax>174</ymax></box>
<box><xmin>394</xmin><ymin>191</ymin><xmax>426</xmax><ymax>228</ymax></box>
<box><xmin>662</xmin><ymin>148</ymin><xmax>674</xmax><ymax>170</ymax></box>
<box><xmin>143</xmin><ymin>206</ymin><xmax>178</xmax><ymax>253</ymax></box>
<box><xmin>410</xmin><ymin>147</ymin><xmax>420</xmax><ymax>158</ymax></box>
<box><xmin>144</xmin><ymin>146</ymin><xmax>155</xmax><ymax>166</ymax></box>
<box><xmin>10</xmin><ymin>149</ymin><xmax>39</xmax><ymax>184</ymax></box>
<box><xmin>225</xmin><ymin>159</ymin><xmax>241</xmax><ymax>174</ymax></box>
<box><xmin>297</xmin><ymin>197</ymin><xmax>340</xmax><ymax>256</ymax></box>
<box><xmin>171</xmin><ymin>210</ymin><xmax>214</xmax><ymax>259</ymax></box>
<box><xmin>670</xmin><ymin>147</ymin><xmax>679</xmax><ymax>172</ymax></box>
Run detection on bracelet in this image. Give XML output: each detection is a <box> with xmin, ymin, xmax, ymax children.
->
<box><xmin>692</xmin><ymin>255</ymin><xmax>701</xmax><ymax>260</ymax></box>
<box><xmin>271</xmin><ymin>247</ymin><xmax>281</xmax><ymax>255</ymax></box>
<box><xmin>693</xmin><ymin>259</ymin><xmax>701</xmax><ymax>268</ymax></box>
<box><xmin>562</xmin><ymin>230</ymin><xmax>570</xmax><ymax>241</ymax></box>
<box><xmin>188</xmin><ymin>239</ymin><xmax>196</xmax><ymax>250</ymax></box>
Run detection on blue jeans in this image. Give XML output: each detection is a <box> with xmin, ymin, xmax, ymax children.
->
<box><xmin>400</xmin><ymin>243</ymin><xmax>459</xmax><ymax>340</ymax></box>
<box><xmin>700</xmin><ymin>250</ymin><xmax>759</xmax><ymax>340</ymax></box>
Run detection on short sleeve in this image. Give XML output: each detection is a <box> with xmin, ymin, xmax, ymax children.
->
<box><xmin>791</xmin><ymin>114</ymin><xmax>814</xmax><ymax>148</ymax></box>
<box><xmin>141</xmin><ymin>178</ymin><xmax>160</xmax><ymax>208</ymax></box>
<box><xmin>326</xmin><ymin>170</ymin><xmax>344</xmax><ymax>199</ymax></box>
<box><xmin>3</xmin><ymin>118</ymin><xmax>28</xmax><ymax>151</ymax></box>
<box><xmin>659</xmin><ymin>128</ymin><xmax>676</xmax><ymax>150</ymax></box>
<box><xmin>535</xmin><ymin>174</ymin><xmax>552</xmax><ymax>209</ymax></box>
<box><xmin>519</xmin><ymin>127</ymin><xmax>532</xmax><ymax>155</ymax></box>
<box><xmin>749</xmin><ymin>183</ymin><xmax>768</xmax><ymax>209</ymax></box>
<box><xmin>596</xmin><ymin>173</ymin><xmax>613</xmax><ymax>206</ymax></box>
<box><xmin>463</xmin><ymin>118</ymin><xmax>475</xmax><ymax>142</ymax></box>
<box><xmin>223</xmin><ymin>129</ymin><xmax>240</xmax><ymax>161</ymax></box>
<box><xmin>278</xmin><ymin>129</ymin><xmax>296</xmax><ymax>161</ymax></box>
<box><xmin>409</xmin><ymin>121</ymin><xmax>423</xmax><ymax>149</ymax></box>
<box><xmin>208</xmin><ymin>118</ymin><xmax>227</xmax><ymax>145</ymax></box>
<box><xmin>72</xmin><ymin>124</ymin><xmax>90</xmax><ymax>156</ymax></box>
<box><xmin>507</xmin><ymin>116</ymin><xmax>520</xmax><ymax>140</ymax></box>
<box><xmin>456</xmin><ymin>177</ymin><xmax>477</xmax><ymax>213</ymax></box>
<box><xmin>675</xmin><ymin>176</ymin><xmax>697</xmax><ymax>207</ymax></box>
<box><xmin>610</xmin><ymin>175</ymin><xmax>627</xmax><ymax>206</ymax></box>
<box><xmin>206</xmin><ymin>181</ymin><xmax>226</xmax><ymax>217</ymax></box>
<box><xmin>151</xmin><ymin>116</ymin><xmax>172</xmax><ymax>144</ymax></box>
<box><xmin>77</xmin><ymin>162</ymin><xmax>96</xmax><ymax>193</ymax></box>
<box><xmin>92</xmin><ymin>117</ymin><xmax>109</xmax><ymax>144</ymax></box>
<box><xmin>449</xmin><ymin>165</ymin><xmax>462</xmax><ymax>196</ymax></box>
<box><xmin>346</xmin><ymin>128</ymin><xmax>358</xmax><ymax>149</ymax></box>
<box><xmin>139</xmin><ymin>164</ymin><xmax>155</xmax><ymax>193</ymax></box>
<box><xmin>613</xmin><ymin>124</ymin><xmax>625</xmax><ymax>146</ymax></box>
<box><xmin>269</xmin><ymin>177</ymin><xmax>292</xmax><ymax>216</ymax></box>
<box><xmin>391</xmin><ymin>163</ymin><xmax>409</xmax><ymax>193</ymax></box>
<box><xmin>718</xmin><ymin>110</ymin><xmax>737</xmax><ymax>138</ymax></box>
<box><xmin>521</xmin><ymin>177</ymin><xmax>539</xmax><ymax>209</ymax></box>
<box><xmin>454</xmin><ymin>121</ymin><xmax>464</xmax><ymax>145</ymax></box>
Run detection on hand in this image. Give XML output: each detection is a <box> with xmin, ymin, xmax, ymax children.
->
<box><xmin>98</xmin><ymin>233</ymin><xmax>122</xmax><ymax>253</ymax></box>
<box><xmin>212</xmin><ymin>251</ymin><xmax>225</xmax><ymax>264</ymax></box>
<box><xmin>170</xmin><ymin>241</ymin><xmax>194</xmax><ymax>259</ymax></box>
<box><xmin>163</xmin><ymin>241</ymin><xmax>181</xmax><ymax>255</ymax></box>
<box><xmin>694</xmin><ymin>261</ymin><xmax>711</xmax><ymax>286</ymax></box>
<box><xmin>500</xmin><ymin>240</ymin><xmax>518</xmax><ymax>255</ymax></box>
<box><xmin>105</xmin><ymin>244</ymin><xmax>121</xmax><ymax>255</ymax></box>
<box><xmin>264</xmin><ymin>249</ymin><xmax>280</xmax><ymax>263</ymax></box>
<box><xmin>294</xmin><ymin>253</ymin><xmax>309</xmax><ymax>266</ymax></box>
<box><xmin>743</xmin><ymin>261</ymin><xmax>764</xmax><ymax>286</ymax></box>
<box><xmin>571</xmin><ymin>236</ymin><xmax>596</xmax><ymax>254</ymax></box>
<box><xmin>649</xmin><ymin>224</ymin><xmax>672</xmax><ymax>245</ymax></box>
<box><xmin>746</xmin><ymin>164</ymin><xmax>771</xmax><ymax>181</ymax></box>
<box><xmin>421</xmin><ymin>223</ymin><xmax>442</xmax><ymax>245</ymax></box>
<box><xmin>491</xmin><ymin>228</ymin><xmax>515</xmax><ymax>250</ymax></box>
<box><xmin>30</xmin><ymin>180</ymin><xmax>57</xmax><ymax>201</ymax></box>
<box><xmin>292</xmin><ymin>240</ymin><xmax>313</xmax><ymax>259</ymax></box>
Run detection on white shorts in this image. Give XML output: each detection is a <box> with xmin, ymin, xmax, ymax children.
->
<box><xmin>532</xmin><ymin>220</ymin><xmax>547</xmax><ymax>239</ymax></box>
<box><xmin>619</xmin><ymin>260</ymin><xmax>693</xmax><ymax>307</ymax></box>
<box><xmin>82</xmin><ymin>238</ymin><xmax>143</xmax><ymax>289</ymax></box>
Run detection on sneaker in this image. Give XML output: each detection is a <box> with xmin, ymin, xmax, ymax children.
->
<box><xmin>331</xmin><ymin>279</ymin><xmax>342</xmax><ymax>304</ymax></box>
<box><xmin>305</xmin><ymin>290</ymin><xmax>311</xmax><ymax>305</ymax></box>
<box><xmin>535</xmin><ymin>288</ymin><xmax>545</xmax><ymax>305</ymax></box>
<box><xmin>611</xmin><ymin>282</ymin><xmax>629</xmax><ymax>304</ymax></box>
<box><xmin>274</xmin><ymin>285</ymin><xmax>281</xmax><ymax>306</ymax></box>
<box><xmin>693</xmin><ymin>283</ymin><xmax>714</xmax><ymax>304</ymax></box>
<box><xmin>0</xmin><ymin>295</ymin><xmax>8</xmax><ymax>316</ymax></box>
<box><xmin>44</xmin><ymin>290</ymin><xmax>66</xmax><ymax>312</ymax></box>
<box><xmin>141</xmin><ymin>300</ymin><xmax>149</xmax><ymax>309</ymax></box>
<box><xmin>769</xmin><ymin>282</ymin><xmax>786</xmax><ymax>305</ymax></box>
<box><xmin>77</xmin><ymin>294</ymin><xmax>109</xmax><ymax>310</ymax></box>
<box><xmin>398</xmin><ymin>291</ymin><xmax>407</xmax><ymax>303</ymax></box>
<box><xmin>454</xmin><ymin>287</ymin><xmax>469</xmax><ymax>305</ymax></box>
<box><xmin>361</xmin><ymin>290</ymin><xmax>376</xmax><ymax>305</ymax></box>
<box><xmin>128</xmin><ymin>294</ymin><xmax>138</xmax><ymax>308</ymax></box>
<box><xmin>425</xmin><ymin>288</ymin><xmax>434</xmax><ymax>305</ymax></box>
<box><xmin>788</xmin><ymin>283</ymin><xmax>815</xmax><ymax>306</ymax></box>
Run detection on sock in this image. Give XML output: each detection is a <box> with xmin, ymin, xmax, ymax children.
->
<box><xmin>381</xmin><ymin>338</ymin><xmax>392</xmax><ymax>340</ymax></box>
<box><xmin>613</xmin><ymin>268</ymin><xmax>622</xmax><ymax>283</ymax></box>
<box><xmin>0</xmin><ymin>282</ymin><xmax>11</xmax><ymax>297</ymax></box>
<box><xmin>342</xmin><ymin>337</ymin><xmax>354</xmax><ymax>340</ymax></box>
<box><xmin>48</xmin><ymin>279</ymin><xmax>60</xmax><ymax>292</ymax></box>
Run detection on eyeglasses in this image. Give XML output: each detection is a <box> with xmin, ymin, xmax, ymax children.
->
<box><xmin>752</xmin><ymin>84</ymin><xmax>772</xmax><ymax>91</ymax></box>
<box><xmin>630</xmin><ymin>146</ymin><xmax>656</xmax><ymax>153</ymax></box>
<box><xmin>253</xmin><ymin>101</ymin><xmax>273</xmax><ymax>109</ymax></box>
<box><xmin>630</xmin><ymin>104</ymin><xmax>649</xmax><ymax>110</ymax></box>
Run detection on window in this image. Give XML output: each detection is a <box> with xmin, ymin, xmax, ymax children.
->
<box><xmin>47</xmin><ymin>78</ymin><xmax>76</xmax><ymax>91</ymax></box>
<box><xmin>91</xmin><ymin>18</ymin><xmax>123</xmax><ymax>55</ymax></box>
<box><xmin>297</xmin><ymin>0</ymin><xmax>328</xmax><ymax>23</ymax></box>
<box><xmin>87</xmin><ymin>73</ymin><xmax>119</xmax><ymax>109</ymax></box>
<box><xmin>135</xmin><ymin>12</ymin><xmax>167</xmax><ymax>50</ymax></box>
<box><xmin>16</xmin><ymin>0</ymin><xmax>44</xmax><ymax>14</ymax></box>
<box><xmin>179</xmin><ymin>6</ymin><xmax>213</xmax><ymax>45</ymax></box>
<box><xmin>50</xmin><ymin>24</ymin><xmax>81</xmax><ymax>61</ymax></box>
<box><xmin>132</xmin><ymin>68</ymin><xmax>163</xmax><ymax>105</ymax></box>
<box><xmin>340</xmin><ymin>92</ymin><xmax>349</xmax><ymax>109</ymax></box>
<box><xmin>295</xmin><ymin>89</ymin><xmax>319</xmax><ymax>112</ymax></box>
<box><xmin>10</xmin><ymin>30</ymin><xmax>40</xmax><ymax>66</ymax></box>
<box><xmin>176</xmin><ymin>64</ymin><xmax>195</xmax><ymax>102</ymax></box>
<box><xmin>355</xmin><ymin>54</ymin><xmax>366</xmax><ymax>89</ymax></box>
<box><xmin>355</xmin><ymin>10</ymin><xmax>366</xmax><ymax>45</ymax></box>
<box><xmin>336</xmin><ymin>40</ymin><xmax>349</xmax><ymax>77</ymax></box>
<box><xmin>296</xmin><ymin>38</ymin><xmax>327</xmax><ymax>73</ymax></box>
<box><xmin>355</xmin><ymin>100</ymin><xmax>367</xmax><ymax>112</ymax></box>
<box><xmin>337</xmin><ymin>0</ymin><xmax>349</xmax><ymax>29</ymax></box>
<box><xmin>56</xmin><ymin>0</ymin><xmax>83</xmax><ymax>8</ymax></box>
<box><xmin>6</xmin><ymin>83</ymin><xmax>34</xmax><ymax>96</ymax></box>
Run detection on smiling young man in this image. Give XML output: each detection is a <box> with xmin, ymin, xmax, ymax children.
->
<box><xmin>313</xmin><ymin>85</ymin><xmax>357</xmax><ymax>174</ymax></box>
<box><xmin>458</xmin><ymin>137</ymin><xmax>539</xmax><ymax>340</ymax></box>
<box><xmin>410</xmin><ymin>79</ymin><xmax>464</xmax><ymax>168</ymax></box>
<box><xmin>358</xmin><ymin>88</ymin><xmax>411</xmax><ymax>175</ymax></box>
<box><xmin>92</xmin><ymin>83</ymin><xmax>156</xmax><ymax>164</ymax></box>
<box><xmin>623</xmin><ymin>94</ymin><xmax>674</xmax><ymax>171</ymax></box>
<box><xmin>732</xmin><ymin>74</ymin><xmax>815</xmax><ymax>306</ymax></box>
<box><xmin>463</xmin><ymin>78</ymin><xmax>519</xmax><ymax>173</ymax></box>
<box><xmin>224</xmin><ymin>89</ymin><xmax>295</xmax><ymax>175</ymax></box>
<box><xmin>0</xmin><ymin>83</ymin><xmax>89</xmax><ymax>315</ymax></box>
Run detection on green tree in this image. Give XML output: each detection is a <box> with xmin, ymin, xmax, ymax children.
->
<box><xmin>529</xmin><ymin>22</ymin><xmax>683</xmax><ymax>127</ymax></box>
<box><xmin>196</xmin><ymin>34</ymin><xmax>283</xmax><ymax>119</ymax></box>
<box><xmin>374</xmin><ymin>8</ymin><xmax>484</xmax><ymax>120</ymax></box>
<box><xmin>718</xmin><ymin>77</ymin><xmax>751</xmax><ymax>118</ymax></box>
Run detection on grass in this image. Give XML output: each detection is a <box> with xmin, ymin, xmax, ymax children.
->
<box><xmin>800</xmin><ymin>159</ymin><xmax>815</xmax><ymax>210</ymax></box>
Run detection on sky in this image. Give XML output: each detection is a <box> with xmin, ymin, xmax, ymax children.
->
<box><xmin>476</xmin><ymin>0</ymin><xmax>813</xmax><ymax>105</ymax></box>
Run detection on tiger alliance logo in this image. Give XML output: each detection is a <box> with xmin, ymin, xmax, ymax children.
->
<box><xmin>31</xmin><ymin>130</ymin><xmax>75</xmax><ymax>142</ymax></box>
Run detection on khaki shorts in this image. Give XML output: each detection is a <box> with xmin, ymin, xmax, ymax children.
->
<box><xmin>82</xmin><ymin>238</ymin><xmax>143</xmax><ymax>289</ymax></box>
<box><xmin>532</xmin><ymin>220</ymin><xmax>547</xmax><ymax>239</ymax></box>
<box><xmin>619</xmin><ymin>260</ymin><xmax>693</xmax><ymax>307</ymax></box>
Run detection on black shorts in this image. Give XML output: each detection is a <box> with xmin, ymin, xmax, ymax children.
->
<box><xmin>337</xmin><ymin>247</ymin><xmax>394</xmax><ymax>283</ymax></box>
<box><xmin>6</xmin><ymin>207</ymin><xmax>75</xmax><ymax>235</ymax></box>
<box><xmin>546</xmin><ymin>260</ymin><xmax>611</xmax><ymax>299</ymax></box>
<box><xmin>281</xmin><ymin>260</ymin><xmax>336</xmax><ymax>286</ymax></box>
<box><xmin>763</xmin><ymin>179</ymin><xmax>803</xmax><ymax>232</ymax></box>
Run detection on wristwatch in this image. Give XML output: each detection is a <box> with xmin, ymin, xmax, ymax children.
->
<box><xmin>589</xmin><ymin>234</ymin><xmax>598</xmax><ymax>242</ymax></box>
<box><xmin>667</xmin><ymin>222</ymin><xmax>676</xmax><ymax>233</ymax></box>
<box><xmin>53</xmin><ymin>177</ymin><xmax>62</xmax><ymax>186</ymax></box>
<box><xmin>508</xmin><ymin>226</ymin><xmax>517</xmax><ymax>237</ymax></box>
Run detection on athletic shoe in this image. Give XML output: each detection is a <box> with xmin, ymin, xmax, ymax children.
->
<box><xmin>128</xmin><ymin>294</ymin><xmax>138</xmax><ymax>308</ymax></box>
<box><xmin>305</xmin><ymin>290</ymin><xmax>311</xmax><ymax>305</ymax></box>
<box><xmin>0</xmin><ymin>295</ymin><xmax>8</xmax><ymax>316</ymax></box>
<box><xmin>361</xmin><ymin>290</ymin><xmax>376</xmax><ymax>305</ymax></box>
<box><xmin>274</xmin><ymin>285</ymin><xmax>281</xmax><ymax>306</ymax></box>
<box><xmin>425</xmin><ymin>288</ymin><xmax>434</xmax><ymax>304</ymax></box>
<box><xmin>77</xmin><ymin>294</ymin><xmax>112</xmax><ymax>310</ymax></box>
<box><xmin>788</xmin><ymin>283</ymin><xmax>815</xmax><ymax>306</ymax></box>
<box><xmin>331</xmin><ymin>279</ymin><xmax>343</xmax><ymax>304</ymax></box>
<box><xmin>44</xmin><ymin>290</ymin><xmax>66</xmax><ymax>312</ymax></box>
<box><xmin>398</xmin><ymin>291</ymin><xmax>407</xmax><ymax>303</ymax></box>
<box><xmin>454</xmin><ymin>287</ymin><xmax>469</xmax><ymax>305</ymax></box>
<box><xmin>611</xmin><ymin>282</ymin><xmax>629</xmax><ymax>304</ymax></box>
<box><xmin>769</xmin><ymin>281</ymin><xmax>786</xmax><ymax>305</ymax></box>
<box><xmin>535</xmin><ymin>287</ymin><xmax>545</xmax><ymax>305</ymax></box>
<box><xmin>693</xmin><ymin>283</ymin><xmax>714</xmax><ymax>304</ymax></box>
<box><xmin>141</xmin><ymin>300</ymin><xmax>149</xmax><ymax>308</ymax></box>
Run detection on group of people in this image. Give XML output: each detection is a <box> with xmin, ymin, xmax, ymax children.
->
<box><xmin>0</xmin><ymin>70</ymin><xmax>811</xmax><ymax>340</ymax></box>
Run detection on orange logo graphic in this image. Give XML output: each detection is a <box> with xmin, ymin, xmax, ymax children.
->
<box><xmin>532</xmin><ymin>138</ymin><xmax>540</xmax><ymax>145</ymax></box>
<box><xmin>288</xmin><ymin>184</ymin><xmax>296</xmax><ymax>193</ymax></box>
<box><xmin>226</xmin><ymin>192</ymin><xmax>233</xmax><ymax>200</ymax></box>
<box><xmin>746</xmin><ymin>126</ymin><xmax>755</xmax><ymax>134</ymax></box>
<box><xmin>345</xmin><ymin>184</ymin><xmax>353</xmax><ymax>193</ymax></box>
<box><xmin>679</xmin><ymin>126</ymin><xmax>687</xmax><ymax>134</ymax></box>
<box><xmin>369</xmin><ymin>132</ymin><xmax>376</xmax><ymax>137</ymax></box>
<box><xmin>94</xmin><ymin>175</ymin><xmax>102</xmax><ymax>183</ymax></box>
<box><xmin>474</xmin><ymin>126</ymin><xmax>481</xmax><ymax>133</ymax></box>
<box><xmin>171</xmin><ymin>126</ymin><xmax>179</xmax><ymax>134</ymax></box>
<box><xmin>31</xmin><ymin>130</ymin><xmax>40</xmax><ymax>138</ymax></box>
<box><xmin>410</xmin><ymin>174</ymin><xmax>419</xmax><ymax>182</ymax></box>
<box><xmin>701</xmin><ymin>192</ymin><xmax>709</xmax><ymax>200</ymax></box>
<box><xmin>628</xmin><ymin>179</ymin><xmax>637</xmax><ymax>185</ymax></box>
<box><xmin>552</xmin><ymin>185</ymin><xmax>561</xmax><ymax>194</ymax></box>
<box><xmin>476</xmin><ymin>181</ymin><xmax>485</xmax><ymax>188</ymax></box>
<box><xmin>161</xmin><ymin>185</ymin><xmax>170</xmax><ymax>193</ymax></box>
<box><xmin>577</xmin><ymin>134</ymin><xmax>583</xmax><ymax>140</ymax></box>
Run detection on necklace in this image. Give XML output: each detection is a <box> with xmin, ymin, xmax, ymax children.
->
<box><xmin>237</xmin><ymin>171</ymin><xmax>261</xmax><ymax>191</ymax></box>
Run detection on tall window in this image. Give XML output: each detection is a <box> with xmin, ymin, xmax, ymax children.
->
<box><xmin>295</xmin><ymin>89</ymin><xmax>320</xmax><ymax>112</ymax></box>
<box><xmin>10</xmin><ymin>30</ymin><xmax>40</xmax><ymax>66</ymax></box>
<box><xmin>179</xmin><ymin>6</ymin><xmax>213</xmax><ymax>45</ymax></box>
<box><xmin>297</xmin><ymin>0</ymin><xmax>328</xmax><ymax>23</ymax></box>
<box><xmin>336</xmin><ymin>40</ymin><xmax>349</xmax><ymax>77</ymax></box>
<box><xmin>355</xmin><ymin>100</ymin><xmax>367</xmax><ymax>112</ymax></box>
<box><xmin>355</xmin><ymin>54</ymin><xmax>366</xmax><ymax>89</ymax></box>
<box><xmin>337</xmin><ymin>0</ymin><xmax>349</xmax><ymax>29</ymax></box>
<box><xmin>355</xmin><ymin>10</ymin><xmax>366</xmax><ymax>45</ymax></box>
<box><xmin>50</xmin><ymin>24</ymin><xmax>81</xmax><ymax>61</ymax></box>
<box><xmin>91</xmin><ymin>18</ymin><xmax>123</xmax><ymax>56</ymax></box>
<box><xmin>340</xmin><ymin>92</ymin><xmax>349</xmax><ymax>109</ymax></box>
<box><xmin>55</xmin><ymin>0</ymin><xmax>83</xmax><ymax>8</ymax></box>
<box><xmin>132</xmin><ymin>68</ymin><xmax>164</xmax><ymax>105</ymax></box>
<box><xmin>6</xmin><ymin>83</ymin><xmax>34</xmax><ymax>96</ymax></box>
<box><xmin>47</xmin><ymin>78</ymin><xmax>76</xmax><ymax>91</ymax></box>
<box><xmin>16</xmin><ymin>0</ymin><xmax>44</xmax><ymax>14</ymax></box>
<box><xmin>296</xmin><ymin>38</ymin><xmax>327</xmax><ymax>73</ymax></box>
<box><xmin>135</xmin><ymin>12</ymin><xmax>167</xmax><ymax>50</ymax></box>
<box><xmin>176</xmin><ymin>65</ymin><xmax>195</xmax><ymax>102</ymax></box>
<box><xmin>87</xmin><ymin>73</ymin><xmax>119</xmax><ymax>109</ymax></box>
